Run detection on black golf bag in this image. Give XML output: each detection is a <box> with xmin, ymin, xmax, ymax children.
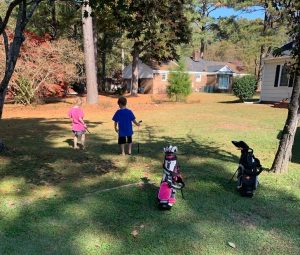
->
<box><xmin>232</xmin><ymin>141</ymin><xmax>263</xmax><ymax>197</ymax></box>
<box><xmin>157</xmin><ymin>146</ymin><xmax>185</xmax><ymax>209</ymax></box>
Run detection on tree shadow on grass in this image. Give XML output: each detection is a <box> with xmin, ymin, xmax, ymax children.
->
<box><xmin>0</xmin><ymin>118</ymin><xmax>299</xmax><ymax>254</ymax></box>
<box><xmin>218</xmin><ymin>99</ymin><xmax>242</xmax><ymax>104</ymax></box>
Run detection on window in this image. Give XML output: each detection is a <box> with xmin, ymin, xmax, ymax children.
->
<box><xmin>279</xmin><ymin>64</ymin><xmax>289</xmax><ymax>86</ymax></box>
<box><xmin>274</xmin><ymin>64</ymin><xmax>297</xmax><ymax>87</ymax></box>
<box><xmin>195</xmin><ymin>73</ymin><xmax>201</xmax><ymax>82</ymax></box>
<box><xmin>161</xmin><ymin>72</ymin><xmax>168</xmax><ymax>81</ymax></box>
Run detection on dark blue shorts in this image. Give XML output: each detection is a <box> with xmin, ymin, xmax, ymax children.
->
<box><xmin>118</xmin><ymin>136</ymin><xmax>132</xmax><ymax>144</ymax></box>
<box><xmin>72</xmin><ymin>130</ymin><xmax>86</xmax><ymax>136</ymax></box>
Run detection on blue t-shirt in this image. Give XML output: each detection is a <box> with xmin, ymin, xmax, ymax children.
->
<box><xmin>112</xmin><ymin>108</ymin><xmax>136</xmax><ymax>137</ymax></box>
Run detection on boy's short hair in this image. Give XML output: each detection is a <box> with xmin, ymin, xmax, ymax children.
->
<box><xmin>118</xmin><ymin>96</ymin><xmax>127</xmax><ymax>106</ymax></box>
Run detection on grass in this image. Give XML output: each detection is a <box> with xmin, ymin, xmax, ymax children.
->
<box><xmin>0</xmin><ymin>93</ymin><xmax>299</xmax><ymax>255</ymax></box>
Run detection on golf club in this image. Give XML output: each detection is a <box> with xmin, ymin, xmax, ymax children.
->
<box><xmin>228</xmin><ymin>167</ymin><xmax>239</xmax><ymax>183</ymax></box>
<box><xmin>137</xmin><ymin>120</ymin><xmax>142</xmax><ymax>153</ymax></box>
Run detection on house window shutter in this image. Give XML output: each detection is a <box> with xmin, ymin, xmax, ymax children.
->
<box><xmin>274</xmin><ymin>65</ymin><xmax>280</xmax><ymax>87</ymax></box>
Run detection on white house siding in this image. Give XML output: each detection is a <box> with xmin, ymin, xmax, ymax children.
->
<box><xmin>261</xmin><ymin>56</ymin><xmax>294</xmax><ymax>102</ymax></box>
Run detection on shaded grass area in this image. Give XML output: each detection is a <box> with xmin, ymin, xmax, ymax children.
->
<box><xmin>0</xmin><ymin>94</ymin><xmax>299</xmax><ymax>255</ymax></box>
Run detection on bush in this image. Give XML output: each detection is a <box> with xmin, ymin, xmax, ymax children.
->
<box><xmin>13</xmin><ymin>77</ymin><xmax>35</xmax><ymax>105</ymax></box>
<box><xmin>166</xmin><ymin>61</ymin><xmax>192</xmax><ymax>101</ymax></box>
<box><xmin>232</xmin><ymin>75</ymin><xmax>256</xmax><ymax>101</ymax></box>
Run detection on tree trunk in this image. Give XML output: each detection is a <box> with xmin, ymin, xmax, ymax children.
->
<box><xmin>131</xmin><ymin>45</ymin><xmax>139</xmax><ymax>96</ymax></box>
<box><xmin>93</xmin><ymin>17</ymin><xmax>98</xmax><ymax>89</ymax></box>
<box><xmin>50</xmin><ymin>0</ymin><xmax>57</xmax><ymax>39</ymax></box>
<box><xmin>256</xmin><ymin>3</ymin><xmax>272</xmax><ymax>91</ymax></box>
<box><xmin>101</xmin><ymin>33</ymin><xmax>107</xmax><ymax>91</ymax></box>
<box><xmin>271</xmin><ymin>77</ymin><xmax>300</xmax><ymax>173</ymax></box>
<box><xmin>82</xmin><ymin>1</ymin><xmax>98</xmax><ymax>104</ymax></box>
<box><xmin>257</xmin><ymin>45</ymin><xmax>272</xmax><ymax>91</ymax></box>
<box><xmin>200</xmin><ymin>38</ymin><xmax>205</xmax><ymax>59</ymax></box>
<box><xmin>121</xmin><ymin>48</ymin><xmax>125</xmax><ymax>71</ymax></box>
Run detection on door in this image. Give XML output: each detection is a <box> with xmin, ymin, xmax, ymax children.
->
<box><xmin>218</xmin><ymin>74</ymin><xmax>229</xmax><ymax>89</ymax></box>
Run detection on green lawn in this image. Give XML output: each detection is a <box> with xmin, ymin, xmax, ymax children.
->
<box><xmin>0</xmin><ymin>93</ymin><xmax>299</xmax><ymax>255</ymax></box>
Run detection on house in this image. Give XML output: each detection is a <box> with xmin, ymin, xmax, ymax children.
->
<box><xmin>261</xmin><ymin>42</ymin><xmax>297</xmax><ymax>102</ymax></box>
<box><xmin>122</xmin><ymin>51</ymin><xmax>247</xmax><ymax>94</ymax></box>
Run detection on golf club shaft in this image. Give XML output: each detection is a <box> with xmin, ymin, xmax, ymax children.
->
<box><xmin>137</xmin><ymin>120</ymin><xmax>142</xmax><ymax>153</ymax></box>
<box><xmin>229</xmin><ymin>168</ymin><xmax>239</xmax><ymax>183</ymax></box>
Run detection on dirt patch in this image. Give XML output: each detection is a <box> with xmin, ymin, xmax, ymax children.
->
<box><xmin>230</xmin><ymin>211</ymin><xmax>260</xmax><ymax>230</ymax></box>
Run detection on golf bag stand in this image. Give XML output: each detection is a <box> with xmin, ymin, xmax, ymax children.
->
<box><xmin>157</xmin><ymin>145</ymin><xmax>185</xmax><ymax>209</ymax></box>
<box><xmin>232</xmin><ymin>141</ymin><xmax>263</xmax><ymax>197</ymax></box>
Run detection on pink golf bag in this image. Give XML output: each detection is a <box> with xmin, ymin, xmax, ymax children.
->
<box><xmin>157</xmin><ymin>146</ymin><xmax>185</xmax><ymax>210</ymax></box>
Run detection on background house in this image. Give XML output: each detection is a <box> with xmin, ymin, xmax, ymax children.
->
<box><xmin>122</xmin><ymin>51</ymin><xmax>247</xmax><ymax>94</ymax></box>
<box><xmin>261</xmin><ymin>42</ymin><xmax>297</xmax><ymax>102</ymax></box>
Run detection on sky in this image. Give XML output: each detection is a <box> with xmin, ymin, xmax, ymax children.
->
<box><xmin>211</xmin><ymin>7</ymin><xmax>265</xmax><ymax>20</ymax></box>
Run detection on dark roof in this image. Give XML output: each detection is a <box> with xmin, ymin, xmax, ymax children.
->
<box><xmin>272</xmin><ymin>41</ymin><xmax>294</xmax><ymax>57</ymax></box>
<box><xmin>185</xmin><ymin>57</ymin><xmax>227</xmax><ymax>72</ymax></box>
<box><xmin>207</xmin><ymin>65</ymin><xmax>227</xmax><ymax>72</ymax></box>
<box><xmin>280</xmin><ymin>42</ymin><xmax>294</xmax><ymax>52</ymax></box>
<box><xmin>184</xmin><ymin>57</ymin><xmax>237</xmax><ymax>73</ymax></box>
<box><xmin>144</xmin><ymin>57</ymin><xmax>242</xmax><ymax>73</ymax></box>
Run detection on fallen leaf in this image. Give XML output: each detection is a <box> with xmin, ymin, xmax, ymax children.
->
<box><xmin>131</xmin><ymin>229</ymin><xmax>139</xmax><ymax>237</ymax></box>
<box><xmin>228</xmin><ymin>242</ymin><xmax>236</xmax><ymax>248</ymax></box>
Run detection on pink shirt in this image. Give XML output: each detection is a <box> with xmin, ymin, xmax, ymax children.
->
<box><xmin>68</xmin><ymin>106</ymin><xmax>85</xmax><ymax>131</ymax></box>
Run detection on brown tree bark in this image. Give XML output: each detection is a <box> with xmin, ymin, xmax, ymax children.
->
<box><xmin>256</xmin><ymin>2</ymin><xmax>273</xmax><ymax>91</ymax></box>
<box><xmin>100</xmin><ymin>33</ymin><xmax>107</xmax><ymax>91</ymax></box>
<box><xmin>131</xmin><ymin>44</ymin><xmax>139</xmax><ymax>96</ymax></box>
<box><xmin>200</xmin><ymin>37</ymin><xmax>205</xmax><ymax>59</ymax></box>
<box><xmin>82</xmin><ymin>1</ymin><xmax>98</xmax><ymax>104</ymax></box>
<box><xmin>257</xmin><ymin>45</ymin><xmax>272</xmax><ymax>91</ymax></box>
<box><xmin>271</xmin><ymin>77</ymin><xmax>300</xmax><ymax>173</ymax></box>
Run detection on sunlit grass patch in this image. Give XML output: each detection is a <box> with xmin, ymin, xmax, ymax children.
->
<box><xmin>0</xmin><ymin>93</ymin><xmax>299</xmax><ymax>255</ymax></box>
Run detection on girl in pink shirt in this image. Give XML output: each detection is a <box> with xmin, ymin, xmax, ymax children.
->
<box><xmin>68</xmin><ymin>98</ymin><xmax>87</xmax><ymax>149</ymax></box>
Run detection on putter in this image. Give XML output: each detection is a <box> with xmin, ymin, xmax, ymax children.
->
<box><xmin>228</xmin><ymin>167</ymin><xmax>239</xmax><ymax>183</ymax></box>
<box><xmin>137</xmin><ymin>120</ymin><xmax>142</xmax><ymax>153</ymax></box>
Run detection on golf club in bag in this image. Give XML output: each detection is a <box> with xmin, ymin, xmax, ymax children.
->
<box><xmin>231</xmin><ymin>141</ymin><xmax>263</xmax><ymax>197</ymax></box>
<box><xmin>157</xmin><ymin>145</ymin><xmax>185</xmax><ymax>209</ymax></box>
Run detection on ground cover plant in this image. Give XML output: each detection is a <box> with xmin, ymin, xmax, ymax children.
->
<box><xmin>0</xmin><ymin>93</ymin><xmax>299</xmax><ymax>255</ymax></box>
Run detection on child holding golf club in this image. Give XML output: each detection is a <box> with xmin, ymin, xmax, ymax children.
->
<box><xmin>68</xmin><ymin>97</ymin><xmax>87</xmax><ymax>150</ymax></box>
<box><xmin>112</xmin><ymin>96</ymin><xmax>141</xmax><ymax>155</ymax></box>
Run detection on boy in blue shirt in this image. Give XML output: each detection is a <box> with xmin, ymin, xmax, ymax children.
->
<box><xmin>112</xmin><ymin>96</ymin><xmax>141</xmax><ymax>155</ymax></box>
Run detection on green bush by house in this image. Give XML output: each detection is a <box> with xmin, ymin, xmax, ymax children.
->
<box><xmin>232</xmin><ymin>75</ymin><xmax>256</xmax><ymax>101</ymax></box>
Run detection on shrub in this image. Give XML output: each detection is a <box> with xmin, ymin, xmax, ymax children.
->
<box><xmin>166</xmin><ymin>61</ymin><xmax>192</xmax><ymax>101</ymax></box>
<box><xmin>13</xmin><ymin>77</ymin><xmax>35</xmax><ymax>105</ymax></box>
<box><xmin>232</xmin><ymin>75</ymin><xmax>256</xmax><ymax>101</ymax></box>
